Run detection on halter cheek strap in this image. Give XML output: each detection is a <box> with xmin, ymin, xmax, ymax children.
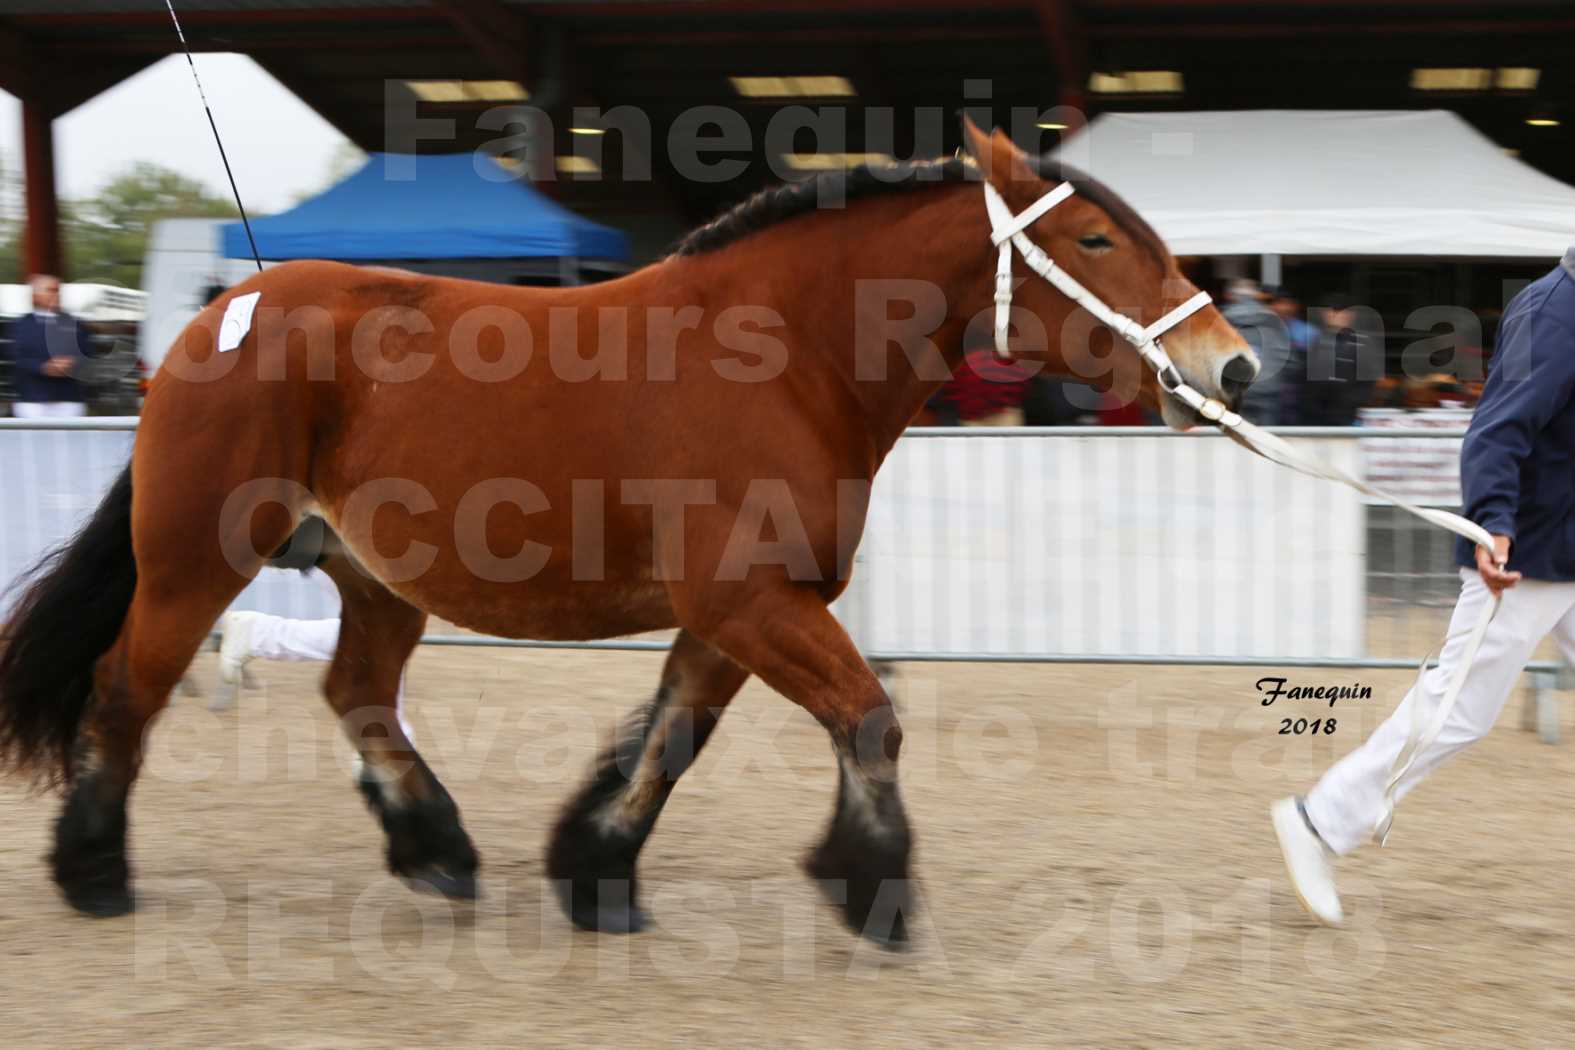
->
<box><xmin>982</xmin><ymin>181</ymin><xmax>1223</xmax><ymax>419</ymax></box>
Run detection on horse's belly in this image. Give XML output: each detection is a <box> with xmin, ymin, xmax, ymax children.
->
<box><xmin>391</xmin><ymin>574</ymin><xmax>677</xmax><ymax>642</ymax></box>
<box><xmin>315</xmin><ymin>484</ymin><xmax>676</xmax><ymax>640</ymax></box>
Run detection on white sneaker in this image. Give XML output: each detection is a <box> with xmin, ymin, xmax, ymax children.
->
<box><xmin>214</xmin><ymin>611</ymin><xmax>261</xmax><ymax>710</ymax></box>
<box><xmin>1272</xmin><ymin>796</ymin><xmax>1344</xmax><ymax>926</ymax></box>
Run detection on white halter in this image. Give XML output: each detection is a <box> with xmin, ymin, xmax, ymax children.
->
<box><xmin>983</xmin><ymin>176</ymin><xmax>1503</xmax><ymax>847</ymax></box>
<box><xmin>982</xmin><ymin>180</ymin><xmax>1229</xmax><ymax>424</ymax></box>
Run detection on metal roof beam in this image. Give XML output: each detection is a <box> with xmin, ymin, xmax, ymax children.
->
<box><xmin>431</xmin><ymin>0</ymin><xmax>530</xmax><ymax>82</ymax></box>
<box><xmin>46</xmin><ymin>58</ymin><xmax>159</xmax><ymax>118</ymax></box>
<box><xmin>14</xmin><ymin>8</ymin><xmax>438</xmax><ymax>30</ymax></box>
<box><xmin>251</xmin><ymin>57</ymin><xmax>387</xmax><ymax>152</ymax></box>
<box><xmin>1093</xmin><ymin>17</ymin><xmax>1575</xmax><ymax>39</ymax></box>
<box><xmin>1035</xmin><ymin>0</ymin><xmax>1087</xmax><ymax>111</ymax></box>
<box><xmin>0</xmin><ymin>18</ymin><xmax>34</xmax><ymax>98</ymax></box>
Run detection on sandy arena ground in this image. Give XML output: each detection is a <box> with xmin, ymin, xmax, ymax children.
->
<box><xmin>3</xmin><ymin>645</ymin><xmax>1575</xmax><ymax>1048</ymax></box>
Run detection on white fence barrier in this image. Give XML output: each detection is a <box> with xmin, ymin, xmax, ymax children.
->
<box><xmin>837</xmin><ymin>429</ymin><xmax>1364</xmax><ymax>660</ymax></box>
<box><xmin>0</xmin><ymin>419</ymin><xmax>1479</xmax><ymax>666</ymax></box>
<box><xmin>0</xmin><ymin>420</ymin><xmax>339</xmax><ymax>623</ymax></box>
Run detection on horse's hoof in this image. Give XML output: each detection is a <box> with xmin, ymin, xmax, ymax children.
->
<box><xmin>63</xmin><ymin>886</ymin><xmax>135</xmax><ymax>918</ymax></box>
<box><xmin>859</xmin><ymin>909</ymin><xmax>909</xmax><ymax>951</ymax></box>
<box><xmin>804</xmin><ymin>872</ymin><xmax>910</xmax><ymax>950</ymax></box>
<box><xmin>553</xmin><ymin>880</ymin><xmax>647</xmax><ymax>934</ymax></box>
<box><xmin>803</xmin><ymin>848</ymin><xmax>912</xmax><ymax>951</ymax></box>
<box><xmin>401</xmin><ymin>867</ymin><xmax>479</xmax><ymax>901</ymax></box>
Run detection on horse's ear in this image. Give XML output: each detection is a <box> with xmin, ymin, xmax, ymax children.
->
<box><xmin>960</xmin><ymin>115</ymin><xmax>994</xmax><ymax>164</ymax></box>
<box><xmin>960</xmin><ymin>116</ymin><xmax>1036</xmax><ymax>190</ymax></box>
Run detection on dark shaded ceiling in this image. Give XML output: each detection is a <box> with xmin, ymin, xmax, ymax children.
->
<box><xmin>3</xmin><ymin>1</ymin><xmax>1572</xmax><ymax>234</ymax></box>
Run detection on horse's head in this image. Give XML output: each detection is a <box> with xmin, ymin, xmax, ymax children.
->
<box><xmin>962</xmin><ymin>120</ymin><xmax>1256</xmax><ymax>429</ymax></box>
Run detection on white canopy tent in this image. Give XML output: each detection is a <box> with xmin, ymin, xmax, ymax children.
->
<box><xmin>1051</xmin><ymin>110</ymin><xmax>1575</xmax><ymax>259</ymax></box>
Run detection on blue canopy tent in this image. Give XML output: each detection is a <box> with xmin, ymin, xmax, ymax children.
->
<box><xmin>221</xmin><ymin>152</ymin><xmax>630</xmax><ymax>279</ymax></box>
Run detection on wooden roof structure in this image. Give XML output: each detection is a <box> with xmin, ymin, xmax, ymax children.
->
<box><xmin>6</xmin><ymin>0</ymin><xmax>1573</xmax><ymax>271</ymax></box>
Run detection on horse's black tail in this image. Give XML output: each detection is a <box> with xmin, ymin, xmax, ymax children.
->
<box><xmin>0</xmin><ymin>464</ymin><xmax>137</xmax><ymax>789</ymax></box>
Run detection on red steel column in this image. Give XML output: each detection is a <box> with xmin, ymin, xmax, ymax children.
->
<box><xmin>21</xmin><ymin>94</ymin><xmax>62</xmax><ymax>278</ymax></box>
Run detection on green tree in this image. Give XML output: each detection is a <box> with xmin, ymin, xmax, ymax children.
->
<box><xmin>0</xmin><ymin>149</ymin><xmax>21</xmax><ymax>285</ymax></box>
<box><xmin>0</xmin><ymin>162</ymin><xmax>238</xmax><ymax>289</ymax></box>
<box><xmin>63</xmin><ymin>163</ymin><xmax>238</xmax><ymax>288</ymax></box>
<box><xmin>0</xmin><ymin>231</ymin><xmax>18</xmax><ymax>286</ymax></box>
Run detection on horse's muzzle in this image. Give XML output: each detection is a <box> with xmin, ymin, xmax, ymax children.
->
<box><xmin>1218</xmin><ymin>353</ymin><xmax>1259</xmax><ymax>410</ymax></box>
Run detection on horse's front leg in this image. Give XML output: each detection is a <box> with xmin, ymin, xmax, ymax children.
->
<box><xmin>703</xmin><ymin>584</ymin><xmax>915</xmax><ymax>949</ymax></box>
<box><xmin>548</xmin><ymin>629</ymin><xmax>749</xmax><ymax>933</ymax></box>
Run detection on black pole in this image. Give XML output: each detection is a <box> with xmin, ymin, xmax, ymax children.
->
<box><xmin>163</xmin><ymin>0</ymin><xmax>264</xmax><ymax>272</ymax></box>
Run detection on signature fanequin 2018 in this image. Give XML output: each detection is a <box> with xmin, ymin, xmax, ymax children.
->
<box><xmin>1256</xmin><ymin>677</ymin><xmax>1374</xmax><ymax>735</ymax></box>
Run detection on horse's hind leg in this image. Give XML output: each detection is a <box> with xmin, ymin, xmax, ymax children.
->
<box><xmin>548</xmin><ymin>629</ymin><xmax>749</xmax><ymax>932</ymax></box>
<box><xmin>54</xmin><ymin>554</ymin><xmax>267</xmax><ymax>915</ymax></box>
<box><xmin>29</xmin><ymin>427</ymin><xmax>303</xmax><ymax>914</ymax></box>
<box><xmin>318</xmin><ymin>555</ymin><xmax>479</xmax><ymax>899</ymax></box>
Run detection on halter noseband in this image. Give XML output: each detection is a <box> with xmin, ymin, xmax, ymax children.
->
<box><xmin>982</xmin><ymin>180</ymin><xmax>1236</xmax><ymax>425</ymax></box>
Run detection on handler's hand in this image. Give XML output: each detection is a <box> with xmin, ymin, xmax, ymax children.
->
<box><xmin>41</xmin><ymin>356</ymin><xmax>75</xmax><ymax>377</ymax></box>
<box><xmin>1476</xmin><ymin>534</ymin><xmax>1521</xmax><ymax>595</ymax></box>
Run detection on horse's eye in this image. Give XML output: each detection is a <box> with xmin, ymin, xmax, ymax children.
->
<box><xmin>1078</xmin><ymin>233</ymin><xmax>1115</xmax><ymax>252</ymax></box>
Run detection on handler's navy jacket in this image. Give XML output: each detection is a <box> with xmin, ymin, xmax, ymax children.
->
<box><xmin>1455</xmin><ymin>248</ymin><xmax>1575</xmax><ymax>580</ymax></box>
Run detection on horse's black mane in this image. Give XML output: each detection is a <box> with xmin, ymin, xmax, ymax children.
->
<box><xmin>669</xmin><ymin>154</ymin><xmax>1167</xmax><ymax>263</ymax></box>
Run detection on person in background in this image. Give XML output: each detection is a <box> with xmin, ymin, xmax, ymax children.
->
<box><xmin>1368</xmin><ymin>374</ymin><xmax>1407</xmax><ymax>409</ymax></box>
<box><xmin>937</xmin><ymin>348</ymin><xmax>1035</xmax><ymax>426</ymax></box>
<box><xmin>1222</xmin><ymin>278</ymin><xmax>1290</xmax><ymax>425</ymax></box>
<box><xmin>1269</xmin><ymin>288</ymin><xmax>1318</xmax><ymax>353</ymax></box>
<box><xmin>3</xmin><ymin>274</ymin><xmax>90</xmax><ymax>418</ymax></box>
<box><xmin>1268</xmin><ymin>287</ymin><xmax>1317</xmax><ymax>424</ymax></box>
<box><xmin>1303</xmin><ymin>294</ymin><xmax>1377</xmax><ymax>427</ymax></box>
<box><xmin>918</xmin><ymin>388</ymin><xmax>960</xmax><ymax>426</ymax></box>
<box><xmin>1021</xmin><ymin>376</ymin><xmax>1096</xmax><ymax>426</ymax></box>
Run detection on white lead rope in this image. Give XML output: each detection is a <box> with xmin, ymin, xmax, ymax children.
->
<box><xmin>1226</xmin><ymin>418</ymin><xmax>1499</xmax><ymax>847</ymax></box>
<box><xmin>985</xmin><ymin>180</ymin><xmax>1501</xmax><ymax>846</ymax></box>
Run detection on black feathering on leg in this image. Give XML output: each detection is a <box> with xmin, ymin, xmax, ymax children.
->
<box><xmin>804</xmin><ymin>712</ymin><xmax>916</xmax><ymax>950</ymax></box>
<box><xmin>548</xmin><ymin>688</ymin><xmax>710</xmax><ymax>935</ymax></box>
<box><xmin>804</xmin><ymin>765</ymin><xmax>914</xmax><ymax>949</ymax></box>
<box><xmin>357</xmin><ymin>753</ymin><xmax>480</xmax><ymax>900</ymax></box>
<box><xmin>51</xmin><ymin>769</ymin><xmax>133</xmax><ymax>918</ymax></box>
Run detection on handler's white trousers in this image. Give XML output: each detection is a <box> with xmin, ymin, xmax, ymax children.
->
<box><xmin>1306</xmin><ymin>568</ymin><xmax>1575</xmax><ymax>854</ymax></box>
<box><xmin>242</xmin><ymin>614</ymin><xmax>413</xmax><ymax>741</ymax></box>
<box><xmin>246</xmin><ymin>614</ymin><xmax>340</xmax><ymax>663</ymax></box>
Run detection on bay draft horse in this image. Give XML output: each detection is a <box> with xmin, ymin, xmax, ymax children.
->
<box><xmin>0</xmin><ymin>121</ymin><xmax>1255</xmax><ymax>948</ymax></box>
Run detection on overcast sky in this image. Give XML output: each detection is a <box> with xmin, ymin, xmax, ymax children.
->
<box><xmin>0</xmin><ymin>53</ymin><xmax>350</xmax><ymax>213</ymax></box>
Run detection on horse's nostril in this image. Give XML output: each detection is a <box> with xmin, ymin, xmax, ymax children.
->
<box><xmin>1219</xmin><ymin>354</ymin><xmax>1257</xmax><ymax>401</ymax></box>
